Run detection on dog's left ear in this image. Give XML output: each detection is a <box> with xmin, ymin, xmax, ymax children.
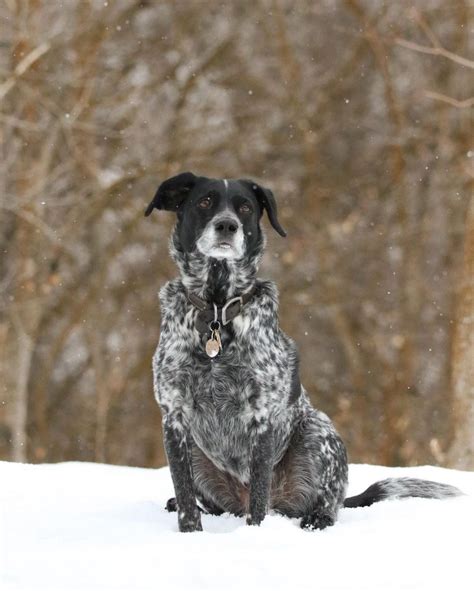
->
<box><xmin>241</xmin><ymin>180</ymin><xmax>287</xmax><ymax>237</ymax></box>
<box><xmin>144</xmin><ymin>172</ymin><xmax>198</xmax><ymax>216</ymax></box>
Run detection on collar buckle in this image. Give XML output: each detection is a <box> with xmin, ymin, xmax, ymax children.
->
<box><xmin>221</xmin><ymin>296</ymin><xmax>243</xmax><ymax>326</ymax></box>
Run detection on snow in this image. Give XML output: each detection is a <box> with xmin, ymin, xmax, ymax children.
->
<box><xmin>1</xmin><ymin>462</ymin><xmax>472</xmax><ymax>591</ymax></box>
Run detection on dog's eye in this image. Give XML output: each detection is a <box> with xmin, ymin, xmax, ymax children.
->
<box><xmin>239</xmin><ymin>203</ymin><xmax>251</xmax><ymax>214</ymax></box>
<box><xmin>198</xmin><ymin>197</ymin><xmax>212</xmax><ymax>209</ymax></box>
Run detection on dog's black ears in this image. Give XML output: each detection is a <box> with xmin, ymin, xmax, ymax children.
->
<box><xmin>144</xmin><ymin>172</ymin><xmax>198</xmax><ymax>216</ymax></box>
<box><xmin>241</xmin><ymin>180</ymin><xmax>287</xmax><ymax>237</ymax></box>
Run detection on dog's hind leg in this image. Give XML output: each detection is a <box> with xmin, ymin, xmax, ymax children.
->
<box><xmin>164</xmin><ymin>446</ymin><xmax>229</xmax><ymax>516</ymax></box>
<box><xmin>165</xmin><ymin>494</ymin><xmax>224</xmax><ymax>515</ymax></box>
<box><xmin>271</xmin><ymin>408</ymin><xmax>348</xmax><ymax>530</ymax></box>
<box><xmin>165</xmin><ymin>497</ymin><xmax>178</xmax><ymax>512</ymax></box>
<box><xmin>196</xmin><ymin>491</ymin><xmax>225</xmax><ymax>515</ymax></box>
<box><xmin>191</xmin><ymin>445</ymin><xmax>249</xmax><ymax>516</ymax></box>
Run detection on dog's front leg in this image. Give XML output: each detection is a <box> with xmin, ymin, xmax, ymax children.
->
<box><xmin>163</xmin><ymin>418</ymin><xmax>202</xmax><ymax>532</ymax></box>
<box><xmin>247</xmin><ymin>424</ymin><xmax>274</xmax><ymax>526</ymax></box>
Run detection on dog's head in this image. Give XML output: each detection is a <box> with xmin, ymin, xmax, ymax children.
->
<box><xmin>145</xmin><ymin>172</ymin><xmax>286</xmax><ymax>261</ymax></box>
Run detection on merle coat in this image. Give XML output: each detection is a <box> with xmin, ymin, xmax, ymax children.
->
<box><xmin>145</xmin><ymin>172</ymin><xmax>461</xmax><ymax>533</ymax></box>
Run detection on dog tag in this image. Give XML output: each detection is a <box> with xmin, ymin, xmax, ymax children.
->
<box><xmin>205</xmin><ymin>337</ymin><xmax>220</xmax><ymax>358</ymax></box>
<box><xmin>205</xmin><ymin>328</ymin><xmax>222</xmax><ymax>358</ymax></box>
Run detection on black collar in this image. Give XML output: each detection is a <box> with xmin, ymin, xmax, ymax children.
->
<box><xmin>186</xmin><ymin>286</ymin><xmax>257</xmax><ymax>334</ymax></box>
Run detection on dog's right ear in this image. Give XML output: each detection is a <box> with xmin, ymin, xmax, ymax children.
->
<box><xmin>144</xmin><ymin>172</ymin><xmax>197</xmax><ymax>216</ymax></box>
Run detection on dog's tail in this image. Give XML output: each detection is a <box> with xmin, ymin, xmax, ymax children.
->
<box><xmin>343</xmin><ymin>477</ymin><xmax>463</xmax><ymax>508</ymax></box>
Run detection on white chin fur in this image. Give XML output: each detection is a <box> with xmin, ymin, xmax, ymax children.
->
<box><xmin>202</xmin><ymin>245</ymin><xmax>240</xmax><ymax>260</ymax></box>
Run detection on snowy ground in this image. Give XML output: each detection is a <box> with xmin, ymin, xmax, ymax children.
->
<box><xmin>1</xmin><ymin>461</ymin><xmax>472</xmax><ymax>591</ymax></box>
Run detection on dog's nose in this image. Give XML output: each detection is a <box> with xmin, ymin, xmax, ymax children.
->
<box><xmin>214</xmin><ymin>218</ymin><xmax>238</xmax><ymax>235</ymax></box>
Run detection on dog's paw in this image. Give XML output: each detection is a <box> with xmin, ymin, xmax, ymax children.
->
<box><xmin>165</xmin><ymin>497</ymin><xmax>178</xmax><ymax>512</ymax></box>
<box><xmin>179</xmin><ymin>522</ymin><xmax>203</xmax><ymax>533</ymax></box>
<box><xmin>178</xmin><ymin>511</ymin><xmax>203</xmax><ymax>533</ymax></box>
<box><xmin>246</xmin><ymin>513</ymin><xmax>265</xmax><ymax>526</ymax></box>
<box><xmin>300</xmin><ymin>512</ymin><xmax>335</xmax><ymax>531</ymax></box>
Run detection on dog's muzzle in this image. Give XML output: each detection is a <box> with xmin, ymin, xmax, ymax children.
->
<box><xmin>196</xmin><ymin>214</ymin><xmax>244</xmax><ymax>259</ymax></box>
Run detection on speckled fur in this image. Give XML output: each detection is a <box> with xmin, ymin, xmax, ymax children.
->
<box><xmin>154</xmin><ymin>235</ymin><xmax>349</xmax><ymax>530</ymax></box>
<box><xmin>147</xmin><ymin>173</ymin><xmax>462</xmax><ymax>533</ymax></box>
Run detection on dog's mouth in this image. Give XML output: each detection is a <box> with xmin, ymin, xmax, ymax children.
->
<box><xmin>203</xmin><ymin>240</ymin><xmax>239</xmax><ymax>260</ymax></box>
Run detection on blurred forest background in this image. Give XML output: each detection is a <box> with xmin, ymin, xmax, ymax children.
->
<box><xmin>0</xmin><ymin>0</ymin><xmax>472</xmax><ymax>470</ymax></box>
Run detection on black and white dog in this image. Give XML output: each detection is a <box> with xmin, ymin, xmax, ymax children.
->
<box><xmin>145</xmin><ymin>172</ymin><xmax>461</xmax><ymax>533</ymax></box>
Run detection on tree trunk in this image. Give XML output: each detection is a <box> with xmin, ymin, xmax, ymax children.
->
<box><xmin>447</xmin><ymin>195</ymin><xmax>474</xmax><ymax>469</ymax></box>
<box><xmin>11</xmin><ymin>325</ymin><xmax>34</xmax><ymax>462</ymax></box>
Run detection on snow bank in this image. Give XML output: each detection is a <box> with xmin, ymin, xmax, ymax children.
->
<box><xmin>1</xmin><ymin>461</ymin><xmax>472</xmax><ymax>591</ymax></box>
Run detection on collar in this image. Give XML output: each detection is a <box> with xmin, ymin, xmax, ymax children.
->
<box><xmin>186</xmin><ymin>285</ymin><xmax>257</xmax><ymax>334</ymax></box>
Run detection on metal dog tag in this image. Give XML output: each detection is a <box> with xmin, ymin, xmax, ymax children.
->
<box><xmin>205</xmin><ymin>337</ymin><xmax>220</xmax><ymax>358</ymax></box>
<box><xmin>205</xmin><ymin>326</ymin><xmax>222</xmax><ymax>358</ymax></box>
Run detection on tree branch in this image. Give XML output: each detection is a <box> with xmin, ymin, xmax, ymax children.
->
<box><xmin>0</xmin><ymin>42</ymin><xmax>51</xmax><ymax>102</ymax></box>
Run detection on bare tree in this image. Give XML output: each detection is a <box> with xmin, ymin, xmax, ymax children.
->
<box><xmin>448</xmin><ymin>194</ymin><xmax>474</xmax><ymax>469</ymax></box>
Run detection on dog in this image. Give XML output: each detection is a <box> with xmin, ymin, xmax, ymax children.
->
<box><xmin>145</xmin><ymin>172</ymin><xmax>461</xmax><ymax>533</ymax></box>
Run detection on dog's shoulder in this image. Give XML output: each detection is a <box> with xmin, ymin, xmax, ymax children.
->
<box><xmin>230</xmin><ymin>279</ymin><xmax>279</xmax><ymax>338</ymax></box>
<box><xmin>251</xmin><ymin>279</ymin><xmax>279</xmax><ymax>315</ymax></box>
<box><xmin>158</xmin><ymin>278</ymin><xmax>187</xmax><ymax>315</ymax></box>
<box><xmin>158</xmin><ymin>277</ymin><xmax>184</xmax><ymax>302</ymax></box>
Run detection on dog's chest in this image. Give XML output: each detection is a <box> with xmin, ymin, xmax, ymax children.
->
<box><xmin>154</xmin><ymin>281</ymin><xmax>296</xmax><ymax>480</ymax></box>
<box><xmin>187</xmin><ymin>356</ymin><xmax>261</xmax><ymax>475</ymax></box>
<box><xmin>185</xmin><ymin>341</ymin><xmax>270</xmax><ymax>462</ymax></box>
<box><xmin>156</xmin><ymin>330</ymin><xmax>281</xmax><ymax>479</ymax></box>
